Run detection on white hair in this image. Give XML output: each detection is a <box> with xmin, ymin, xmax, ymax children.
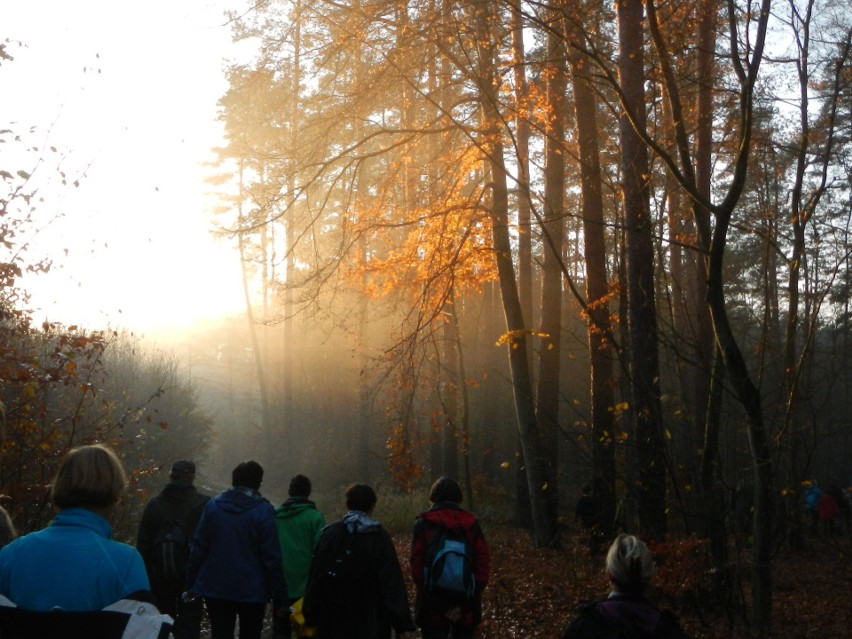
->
<box><xmin>606</xmin><ymin>534</ymin><xmax>655</xmax><ymax>592</ymax></box>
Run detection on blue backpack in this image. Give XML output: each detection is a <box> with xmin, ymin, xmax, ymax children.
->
<box><xmin>423</xmin><ymin>525</ymin><xmax>476</xmax><ymax>602</ymax></box>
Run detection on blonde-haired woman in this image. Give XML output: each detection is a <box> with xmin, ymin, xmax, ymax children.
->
<box><xmin>0</xmin><ymin>444</ymin><xmax>149</xmax><ymax>611</ymax></box>
<box><xmin>561</xmin><ymin>534</ymin><xmax>688</xmax><ymax>639</ymax></box>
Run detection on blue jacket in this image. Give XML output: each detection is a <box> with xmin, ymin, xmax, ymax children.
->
<box><xmin>185</xmin><ymin>486</ymin><xmax>288</xmax><ymax>605</ymax></box>
<box><xmin>0</xmin><ymin>508</ymin><xmax>149</xmax><ymax>611</ymax></box>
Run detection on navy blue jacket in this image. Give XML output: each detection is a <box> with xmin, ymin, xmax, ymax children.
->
<box><xmin>185</xmin><ymin>486</ymin><xmax>288</xmax><ymax>605</ymax></box>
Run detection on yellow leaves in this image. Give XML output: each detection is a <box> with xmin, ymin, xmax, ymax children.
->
<box><xmin>500</xmin><ymin>461</ymin><xmax>511</xmax><ymax>469</ymax></box>
<box><xmin>495</xmin><ymin>328</ymin><xmax>536</xmax><ymax>347</ymax></box>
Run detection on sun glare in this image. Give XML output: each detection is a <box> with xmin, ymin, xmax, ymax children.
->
<box><xmin>5</xmin><ymin>1</ymin><xmax>244</xmax><ymax>340</ymax></box>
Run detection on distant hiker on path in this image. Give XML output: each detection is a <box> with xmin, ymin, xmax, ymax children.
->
<box><xmin>137</xmin><ymin>459</ymin><xmax>209</xmax><ymax>639</ymax></box>
<box><xmin>410</xmin><ymin>477</ymin><xmax>490</xmax><ymax>639</ymax></box>
<box><xmin>303</xmin><ymin>483</ymin><xmax>415</xmax><ymax>639</ymax></box>
<box><xmin>575</xmin><ymin>484</ymin><xmax>601</xmax><ymax>555</ymax></box>
<box><xmin>272</xmin><ymin>473</ymin><xmax>325</xmax><ymax>639</ymax></box>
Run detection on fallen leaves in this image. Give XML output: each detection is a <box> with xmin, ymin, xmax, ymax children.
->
<box><xmin>395</xmin><ymin>527</ymin><xmax>852</xmax><ymax>638</ymax></box>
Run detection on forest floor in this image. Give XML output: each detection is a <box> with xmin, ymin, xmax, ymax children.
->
<box><xmin>468</xmin><ymin>527</ymin><xmax>852</xmax><ymax>638</ymax></box>
<box><xmin>224</xmin><ymin>526</ymin><xmax>852</xmax><ymax>638</ymax></box>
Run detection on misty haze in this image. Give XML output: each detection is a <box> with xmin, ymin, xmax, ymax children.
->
<box><xmin>2</xmin><ymin>0</ymin><xmax>852</xmax><ymax>637</ymax></box>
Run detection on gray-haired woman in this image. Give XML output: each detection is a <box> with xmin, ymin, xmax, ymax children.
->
<box><xmin>561</xmin><ymin>534</ymin><xmax>688</xmax><ymax>639</ymax></box>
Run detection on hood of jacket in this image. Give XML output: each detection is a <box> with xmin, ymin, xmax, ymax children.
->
<box><xmin>341</xmin><ymin>509</ymin><xmax>381</xmax><ymax>533</ymax></box>
<box><xmin>212</xmin><ymin>486</ymin><xmax>268</xmax><ymax>515</ymax></box>
<box><xmin>420</xmin><ymin>502</ymin><xmax>478</xmax><ymax>531</ymax></box>
<box><xmin>275</xmin><ymin>497</ymin><xmax>318</xmax><ymax>520</ymax></box>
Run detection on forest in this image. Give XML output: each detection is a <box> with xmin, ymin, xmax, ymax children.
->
<box><xmin>2</xmin><ymin>0</ymin><xmax>852</xmax><ymax>636</ymax></box>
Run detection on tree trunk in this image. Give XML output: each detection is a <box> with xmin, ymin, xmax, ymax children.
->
<box><xmin>536</xmin><ymin>12</ymin><xmax>567</xmax><ymax>530</ymax></box>
<box><xmin>616</xmin><ymin>0</ymin><xmax>667</xmax><ymax>540</ymax></box>
<box><xmin>510</xmin><ymin>0</ymin><xmax>534</xmax><ymax>530</ymax></box>
<box><xmin>644</xmin><ymin>0</ymin><xmax>775</xmax><ymax>629</ymax></box>
<box><xmin>567</xmin><ymin>24</ymin><xmax>617</xmax><ymax>535</ymax></box>
<box><xmin>283</xmin><ymin>0</ymin><xmax>301</xmax><ymax>470</ymax></box>
<box><xmin>473</xmin><ymin>0</ymin><xmax>557</xmax><ymax>548</ymax></box>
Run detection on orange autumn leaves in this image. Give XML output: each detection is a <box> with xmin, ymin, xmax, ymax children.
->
<box><xmin>344</xmin><ymin>146</ymin><xmax>498</xmax><ymax>312</ymax></box>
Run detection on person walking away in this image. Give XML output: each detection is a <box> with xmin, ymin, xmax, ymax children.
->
<box><xmin>818</xmin><ymin>489</ymin><xmax>840</xmax><ymax>536</ymax></box>
<box><xmin>575</xmin><ymin>484</ymin><xmax>596</xmax><ymax>529</ymax></box>
<box><xmin>0</xmin><ymin>444</ymin><xmax>149</xmax><ymax>611</ymax></box>
<box><xmin>804</xmin><ymin>480</ymin><xmax>822</xmax><ymax>534</ymax></box>
<box><xmin>561</xmin><ymin>534</ymin><xmax>688</xmax><ymax>639</ymax></box>
<box><xmin>826</xmin><ymin>481</ymin><xmax>846</xmax><ymax>535</ymax></box>
<box><xmin>844</xmin><ymin>486</ymin><xmax>852</xmax><ymax>533</ymax></box>
<box><xmin>575</xmin><ymin>484</ymin><xmax>600</xmax><ymax>555</ymax></box>
<box><xmin>137</xmin><ymin>459</ymin><xmax>209</xmax><ymax>639</ymax></box>
<box><xmin>303</xmin><ymin>483</ymin><xmax>415</xmax><ymax>639</ymax></box>
<box><xmin>410</xmin><ymin>477</ymin><xmax>489</xmax><ymax>639</ymax></box>
<box><xmin>272</xmin><ymin>474</ymin><xmax>325</xmax><ymax>639</ymax></box>
<box><xmin>184</xmin><ymin>461</ymin><xmax>288</xmax><ymax>639</ymax></box>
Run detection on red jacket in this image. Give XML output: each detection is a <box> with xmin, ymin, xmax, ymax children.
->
<box><xmin>410</xmin><ymin>503</ymin><xmax>489</xmax><ymax>630</ymax></box>
<box><xmin>818</xmin><ymin>493</ymin><xmax>839</xmax><ymax>521</ymax></box>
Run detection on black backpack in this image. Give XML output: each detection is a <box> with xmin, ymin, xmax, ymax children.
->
<box><xmin>422</xmin><ymin>523</ymin><xmax>476</xmax><ymax>602</ymax></box>
<box><xmin>151</xmin><ymin>512</ymin><xmax>191</xmax><ymax>586</ymax></box>
<box><xmin>314</xmin><ymin>522</ymin><xmax>374</xmax><ymax>609</ymax></box>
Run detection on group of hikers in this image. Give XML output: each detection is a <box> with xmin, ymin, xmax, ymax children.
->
<box><xmin>803</xmin><ymin>479</ymin><xmax>852</xmax><ymax>535</ymax></box>
<box><xmin>0</xmin><ymin>443</ymin><xmax>689</xmax><ymax>639</ymax></box>
<box><xmin>134</xmin><ymin>458</ymin><xmax>492</xmax><ymax>639</ymax></box>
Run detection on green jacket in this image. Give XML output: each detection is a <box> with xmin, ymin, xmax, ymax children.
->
<box><xmin>274</xmin><ymin>497</ymin><xmax>325</xmax><ymax>599</ymax></box>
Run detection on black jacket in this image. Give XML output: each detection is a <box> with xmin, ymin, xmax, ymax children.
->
<box><xmin>303</xmin><ymin>512</ymin><xmax>415</xmax><ymax>639</ymax></box>
<box><xmin>136</xmin><ymin>482</ymin><xmax>209</xmax><ymax>591</ymax></box>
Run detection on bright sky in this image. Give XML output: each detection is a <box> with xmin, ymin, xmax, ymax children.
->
<box><xmin>3</xmin><ymin>1</ymin><xmax>247</xmax><ymax>341</ymax></box>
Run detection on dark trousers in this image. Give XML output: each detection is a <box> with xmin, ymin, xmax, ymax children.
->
<box><xmin>173</xmin><ymin>596</ymin><xmax>204</xmax><ymax>639</ymax></box>
<box><xmin>205</xmin><ymin>597</ymin><xmax>266</xmax><ymax>639</ymax></box>
<box><xmin>271</xmin><ymin>597</ymin><xmax>298</xmax><ymax>639</ymax></box>
<box><xmin>153</xmin><ymin>586</ymin><xmax>203</xmax><ymax>639</ymax></box>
